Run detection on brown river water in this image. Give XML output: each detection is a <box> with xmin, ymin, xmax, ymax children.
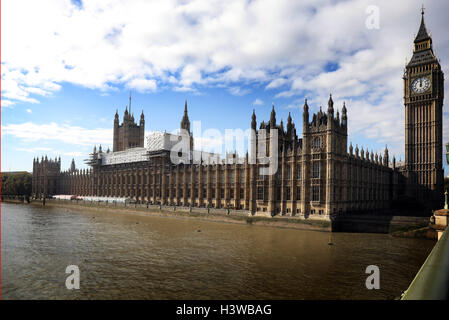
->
<box><xmin>1</xmin><ymin>202</ymin><xmax>435</xmax><ymax>300</ymax></box>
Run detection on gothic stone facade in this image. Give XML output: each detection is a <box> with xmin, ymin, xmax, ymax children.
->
<box><xmin>113</xmin><ymin>94</ymin><xmax>145</xmax><ymax>152</ymax></box>
<box><xmin>32</xmin><ymin>97</ymin><xmax>398</xmax><ymax>219</ymax></box>
<box><xmin>32</xmin><ymin>11</ymin><xmax>444</xmax><ymax>218</ymax></box>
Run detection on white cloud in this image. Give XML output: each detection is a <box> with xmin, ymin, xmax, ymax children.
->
<box><xmin>2</xmin><ymin>0</ymin><xmax>449</xmax><ymax>161</ymax></box>
<box><xmin>2</xmin><ymin>122</ymin><xmax>112</xmax><ymax>147</ymax></box>
<box><xmin>228</xmin><ymin>86</ymin><xmax>251</xmax><ymax>96</ymax></box>
<box><xmin>14</xmin><ymin>147</ymin><xmax>53</xmax><ymax>154</ymax></box>
<box><xmin>1</xmin><ymin>100</ymin><xmax>15</xmax><ymax>107</ymax></box>
<box><xmin>266</xmin><ymin>78</ymin><xmax>288</xmax><ymax>90</ymax></box>
<box><xmin>252</xmin><ymin>98</ymin><xmax>263</xmax><ymax>106</ymax></box>
<box><xmin>126</xmin><ymin>78</ymin><xmax>157</xmax><ymax>92</ymax></box>
<box><xmin>63</xmin><ymin>151</ymin><xmax>84</xmax><ymax>157</ymax></box>
<box><xmin>26</xmin><ymin>108</ymin><xmax>32</xmax><ymax>113</ymax></box>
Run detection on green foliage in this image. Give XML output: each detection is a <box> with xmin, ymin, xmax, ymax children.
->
<box><xmin>1</xmin><ymin>172</ymin><xmax>32</xmax><ymax>196</ymax></box>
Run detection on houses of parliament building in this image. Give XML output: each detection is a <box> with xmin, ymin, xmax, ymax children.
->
<box><xmin>32</xmin><ymin>10</ymin><xmax>445</xmax><ymax>218</ymax></box>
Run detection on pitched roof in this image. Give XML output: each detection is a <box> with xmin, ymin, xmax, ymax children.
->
<box><xmin>414</xmin><ymin>12</ymin><xmax>430</xmax><ymax>43</ymax></box>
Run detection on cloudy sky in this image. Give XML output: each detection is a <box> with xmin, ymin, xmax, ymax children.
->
<box><xmin>1</xmin><ymin>0</ymin><xmax>448</xmax><ymax>174</ymax></box>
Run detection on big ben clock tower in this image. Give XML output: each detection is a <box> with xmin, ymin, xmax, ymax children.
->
<box><xmin>403</xmin><ymin>7</ymin><xmax>444</xmax><ymax>209</ymax></box>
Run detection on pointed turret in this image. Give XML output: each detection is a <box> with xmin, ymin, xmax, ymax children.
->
<box><xmin>180</xmin><ymin>99</ymin><xmax>191</xmax><ymax>132</ymax></box>
<box><xmin>140</xmin><ymin>109</ymin><xmax>145</xmax><ymax>125</ymax></box>
<box><xmin>70</xmin><ymin>158</ymin><xmax>76</xmax><ymax>172</ymax></box>
<box><xmin>383</xmin><ymin>145</ymin><xmax>389</xmax><ymax>166</ymax></box>
<box><xmin>349</xmin><ymin>142</ymin><xmax>353</xmax><ymax>155</ymax></box>
<box><xmin>303</xmin><ymin>98</ymin><xmax>309</xmax><ymax>131</ymax></box>
<box><xmin>341</xmin><ymin>101</ymin><xmax>347</xmax><ymax>126</ymax></box>
<box><xmin>327</xmin><ymin>93</ymin><xmax>334</xmax><ymax>117</ymax></box>
<box><xmin>287</xmin><ymin>112</ymin><xmax>293</xmax><ymax>137</ymax></box>
<box><xmin>269</xmin><ymin>104</ymin><xmax>276</xmax><ymax>128</ymax></box>
<box><xmin>124</xmin><ymin>106</ymin><xmax>129</xmax><ymax>121</ymax></box>
<box><xmin>251</xmin><ymin>109</ymin><xmax>257</xmax><ymax>130</ymax></box>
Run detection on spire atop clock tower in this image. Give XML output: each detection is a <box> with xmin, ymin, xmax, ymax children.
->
<box><xmin>414</xmin><ymin>5</ymin><xmax>431</xmax><ymax>44</ymax></box>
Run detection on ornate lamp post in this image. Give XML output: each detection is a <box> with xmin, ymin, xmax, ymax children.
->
<box><xmin>445</xmin><ymin>142</ymin><xmax>449</xmax><ymax>162</ymax></box>
<box><xmin>431</xmin><ymin>142</ymin><xmax>449</xmax><ymax>239</ymax></box>
<box><xmin>445</xmin><ymin>142</ymin><xmax>449</xmax><ymax>209</ymax></box>
<box><xmin>445</xmin><ymin>190</ymin><xmax>448</xmax><ymax>210</ymax></box>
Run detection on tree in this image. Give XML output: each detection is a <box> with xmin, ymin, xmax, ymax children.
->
<box><xmin>1</xmin><ymin>172</ymin><xmax>32</xmax><ymax>196</ymax></box>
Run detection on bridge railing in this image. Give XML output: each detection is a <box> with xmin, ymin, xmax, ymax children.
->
<box><xmin>401</xmin><ymin>226</ymin><xmax>449</xmax><ymax>300</ymax></box>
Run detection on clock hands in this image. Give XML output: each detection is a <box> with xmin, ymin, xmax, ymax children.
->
<box><xmin>412</xmin><ymin>77</ymin><xmax>429</xmax><ymax>93</ymax></box>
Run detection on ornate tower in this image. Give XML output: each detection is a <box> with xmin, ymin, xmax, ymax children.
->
<box><xmin>180</xmin><ymin>100</ymin><xmax>194</xmax><ymax>150</ymax></box>
<box><xmin>180</xmin><ymin>99</ymin><xmax>191</xmax><ymax>133</ymax></box>
<box><xmin>140</xmin><ymin>110</ymin><xmax>145</xmax><ymax>148</ymax></box>
<box><xmin>112</xmin><ymin>93</ymin><xmax>146</xmax><ymax>152</ymax></box>
<box><xmin>403</xmin><ymin>7</ymin><xmax>444</xmax><ymax>208</ymax></box>
<box><xmin>113</xmin><ymin>109</ymin><xmax>119</xmax><ymax>151</ymax></box>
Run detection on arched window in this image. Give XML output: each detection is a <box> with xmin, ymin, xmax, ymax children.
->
<box><xmin>257</xmin><ymin>187</ymin><xmax>264</xmax><ymax>200</ymax></box>
<box><xmin>314</xmin><ymin>137</ymin><xmax>321</xmax><ymax>149</ymax></box>
<box><xmin>313</xmin><ymin>162</ymin><xmax>320</xmax><ymax>178</ymax></box>
<box><xmin>285</xmin><ymin>165</ymin><xmax>291</xmax><ymax>180</ymax></box>
<box><xmin>312</xmin><ymin>186</ymin><xmax>320</xmax><ymax>202</ymax></box>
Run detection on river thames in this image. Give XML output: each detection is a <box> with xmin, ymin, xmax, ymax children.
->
<box><xmin>1</xmin><ymin>202</ymin><xmax>435</xmax><ymax>299</ymax></box>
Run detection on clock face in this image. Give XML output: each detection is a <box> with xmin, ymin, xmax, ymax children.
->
<box><xmin>411</xmin><ymin>77</ymin><xmax>431</xmax><ymax>94</ymax></box>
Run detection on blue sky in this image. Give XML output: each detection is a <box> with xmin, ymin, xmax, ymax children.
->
<box><xmin>1</xmin><ymin>0</ymin><xmax>449</xmax><ymax>175</ymax></box>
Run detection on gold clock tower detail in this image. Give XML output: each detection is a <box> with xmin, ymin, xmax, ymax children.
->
<box><xmin>403</xmin><ymin>7</ymin><xmax>444</xmax><ymax>208</ymax></box>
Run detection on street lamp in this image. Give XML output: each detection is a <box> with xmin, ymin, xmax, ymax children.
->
<box><xmin>446</xmin><ymin>142</ymin><xmax>449</xmax><ymax>165</ymax></box>
<box><xmin>446</xmin><ymin>142</ymin><xmax>449</xmax><ymax>209</ymax></box>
